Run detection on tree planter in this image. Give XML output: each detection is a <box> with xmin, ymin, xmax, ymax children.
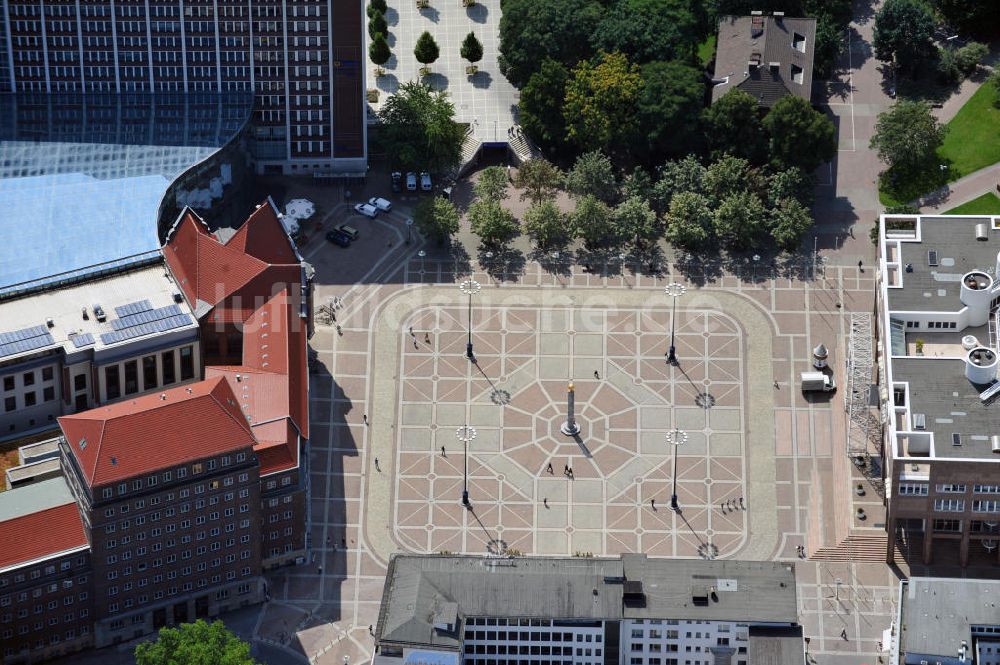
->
<box><xmin>856</xmin><ymin>507</ymin><xmax>867</xmax><ymax>520</ymax></box>
<box><xmin>375</xmin><ymin>66</ymin><xmax>386</xmax><ymax>78</ymax></box>
<box><xmin>465</xmin><ymin>65</ymin><xmax>478</xmax><ymax>75</ymax></box>
<box><xmin>855</xmin><ymin>483</ymin><xmax>865</xmax><ymax>496</ymax></box>
<box><xmin>419</xmin><ymin>66</ymin><xmax>431</xmax><ymax>77</ymax></box>
<box><xmin>462</xmin><ymin>0</ymin><xmax>476</xmax><ymax>6</ymax></box>
<box><xmin>366</xmin><ymin>89</ymin><xmax>379</xmax><ymax>103</ymax></box>
<box><xmin>416</xmin><ymin>0</ymin><xmax>428</xmax><ymax>7</ymax></box>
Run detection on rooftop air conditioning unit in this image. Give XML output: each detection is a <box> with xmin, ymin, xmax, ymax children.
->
<box><xmin>976</xmin><ymin>223</ymin><xmax>988</xmax><ymax>240</ymax></box>
<box><xmin>913</xmin><ymin>413</ymin><xmax>926</xmax><ymax>429</ymax></box>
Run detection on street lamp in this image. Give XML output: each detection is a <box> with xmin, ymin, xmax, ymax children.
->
<box><xmin>664</xmin><ymin>283</ymin><xmax>686</xmax><ymax>365</ymax></box>
<box><xmin>459</xmin><ymin>279</ymin><xmax>482</xmax><ymax>360</ymax></box>
<box><xmin>455</xmin><ymin>425</ymin><xmax>477</xmax><ymax>507</ymax></box>
<box><xmin>752</xmin><ymin>254</ymin><xmax>760</xmax><ymax>281</ymax></box>
<box><xmin>666</xmin><ymin>429</ymin><xmax>688</xmax><ymax>511</ymax></box>
<box><xmin>405</xmin><ymin>217</ymin><xmax>414</xmax><ymax>244</ymax></box>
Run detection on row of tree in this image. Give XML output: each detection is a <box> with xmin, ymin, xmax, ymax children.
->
<box><xmin>366</xmin><ymin>0</ymin><xmax>484</xmax><ymax>76</ymax></box>
<box><xmin>413</xmin><ymin>152</ymin><xmax>816</xmax><ymax>253</ymax></box>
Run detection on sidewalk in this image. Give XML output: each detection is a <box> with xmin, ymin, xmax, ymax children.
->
<box><xmin>916</xmin><ymin>162</ymin><xmax>1000</xmax><ymax>213</ymax></box>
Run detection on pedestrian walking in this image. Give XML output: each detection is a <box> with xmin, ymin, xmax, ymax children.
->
<box><xmin>858</xmin><ymin>259</ymin><xmax>864</xmax><ymax>272</ymax></box>
<box><xmin>342</xmin><ymin>537</ymin><xmax>346</xmax><ymax>547</ymax></box>
<box><xmin>331</xmin><ymin>311</ymin><xmax>336</xmax><ymax>322</ymax></box>
<box><xmin>363</xmin><ymin>413</ymin><xmax>368</xmax><ymax>425</ymax></box>
<box><xmin>568</xmin><ymin>467</ymin><xmax>574</xmax><ymax>479</ymax></box>
<box><xmin>564</xmin><ymin>464</ymin><xmax>569</xmax><ymax>475</ymax></box>
<box><xmin>409</xmin><ymin>326</ymin><xmax>413</xmax><ymax>336</ymax></box>
<box><xmin>650</xmin><ymin>498</ymin><xmax>656</xmax><ymax>509</ymax></box>
<box><xmin>336</xmin><ymin>324</ymin><xmax>342</xmax><ymax>336</ymax></box>
<box><xmin>374</xmin><ymin>457</ymin><xmax>380</xmax><ymax>471</ymax></box>
<box><xmin>721</xmin><ymin>502</ymin><xmax>727</xmax><ymax>513</ymax></box>
<box><xmin>739</xmin><ymin>497</ymin><xmax>744</xmax><ymax>509</ymax></box>
<box><xmin>369</xmin><ymin>625</ymin><xmax>374</xmax><ymax>636</ymax></box>
<box><xmin>594</xmin><ymin>370</ymin><xmax>600</xmax><ymax>379</ymax></box>
<box><xmin>840</xmin><ymin>629</ymin><xmax>847</xmax><ymax>640</ymax></box>
<box><xmin>546</xmin><ymin>462</ymin><xmax>553</xmax><ymax>474</ymax></box>
<box><xmin>543</xmin><ymin>497</ymin><xmax>548</xmax><ymax>508</ymax></box>
<box><xmin>773</xmin><ymin>380</ymin><xmax>779</xmax><ymax>389</ymax></box>
<box><xmin>413</xmin><ymin>339</ymin><xmax>418</xmax><ymax>349</ymax></box>
<box><xmin>441</xmin><ymin>445</ymin><xmax>446</xmax><ymax>456</ymax></box>
<box><xmin>424</xmin><ymin>332</ymin><xmax>430</xmax><ymax>344</ymax></box>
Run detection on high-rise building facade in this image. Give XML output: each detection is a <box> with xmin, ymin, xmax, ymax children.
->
<box><xmin>0</xmin><ymin>0</ymin><xmax>366</xmax><ymax>175</ymax></box>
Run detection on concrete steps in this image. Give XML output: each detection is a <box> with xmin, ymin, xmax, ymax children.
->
<box><xmin>809</xmin><ymin>532</ymin><xmax>901</xmax><ymax>562</ymax></box>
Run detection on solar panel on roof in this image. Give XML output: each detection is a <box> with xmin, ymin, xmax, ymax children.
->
<box><xmin>111</xmin><ymin>304</ymin><xmax>184</xmax><ymax>331</ymax></box>
<box><xmin>114</xmin><ymin>299</ymin><xmax>153</xmax><ymax>318</ymax></box>
<box><xmin>100</xmin><ymin>313</ymin><xmax>193</xmax><ymax>346</ymax></box>
<box><xmin>71</xmin><ymin>333</ymin><xmax>95</xmax><ymax>348</ymax></box>
<box><xmin>0</xmin><ymin>325</ymin><xmax>55</xmax><ymax>358</ymax></box>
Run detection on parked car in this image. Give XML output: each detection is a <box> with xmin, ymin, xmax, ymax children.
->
<box><xmin>325</xmin><ymin>230</ymin><xmax>351</xmax><ymax>247</ymax></box>
<box><xmin>420</xmin><ymin>171</ymin><xmax>432</xmax><ymax>191</ymax></box>
<box><xmin>391</xmin><ymin>171</ymin><xmax>402</xmax><ymax>193</ymax></box>
<box><xmin>353</xmin><ymin>202</ymin><xmax>378</xmax><ymax>219</ymax></box>
<box><xmin>368</xmin><ymin>196</ymin><xmax>392</xmax><ymax>212</ymax></box>
<box><xmin>406</xmin><ymin>172</ymin><xmax>417</xmax><ymax>191</ymax></box>
<box><xmin>335</xmin><ymin>223</ymin><xmax>359</xmax><ymax>240</ymax></box>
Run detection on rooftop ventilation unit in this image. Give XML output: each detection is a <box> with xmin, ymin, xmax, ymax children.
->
<box><xmin>927</xmin><ymin>250</ymin><xmax>939</xmax><ymax>266</ymax></box>
<box><xmin>993</xmin><ymin>435</ymin><xmax>1000</xmax><ymax>453</ymax></box>
<box><xmin>977</xmin><ymin>223</ymin><xmax>988</xmax><ymax>240</ymax></box>
<box><xmin>93</xmin><ymin>304</ymin><xmax>106</xmax><ymax>323</ymax></box>
<box><xmin>623</xmin><ymin>580</ymin><xmax>646</xmax><ymax>607</ymax></box>
<box><xmin>913</xmin><ymin>413</ymin><xmax>926</xmax><ymax>429</ymax></box>
<box><xmin>81</xmin><ymin>306</ymin><xmax>89</xmax><ymax>320</ymax></box>
<box><xmin>691</xmin><ymin>586</ymin><xmax>710</xmax><ymax>606</ymax></box>
<box><xmin>45</xmin><ymin>318</ymin><xmax>54</xmax><ymax>328</ymax></box>
<box><xmin>980</xmin><ymin>381</ymin><xmax>1000</xmax><ymax>402</ymax></box>
<box><xmin>172</xmin><ymin>291</ymin><xmax>184</xmax><ymax>303</ymax></box>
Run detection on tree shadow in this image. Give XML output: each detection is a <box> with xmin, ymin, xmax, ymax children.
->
<box><xmin>423</xmin><ymin>72</ymin><xmax>449</xmax><ymax>91</ymax></box>
<box><xmin>529</xmin><ymin>246</ymin><xmax>573</xmax><ymax>278</ymax></box>
<box><xmin>846</xmin><ymin>26</ymin><xmax>873</xmax><ymax>70</ymax></box>
<box><xmin>672</xmin><ymin>252</ymin><xmax>725</xmax><ymax>286</ymax></box>
<box><xmin>386</xmin><ymin>33</ymin><xmax>397</xmax><ymax>49</ymax></box>
<box><xmin>467</xmin><ymin>3</ymin><xmax>488</xmax><ymax>23</ymax></box>
<box><xmin>470</xmin><ymin>70</ymin><xmax>492</xmax><ymax>89</ymax></box>
<box><xmin>384</xmin><ymin>6</ymin><xmax>399</xmax><ymax>26</ymax></box>
<box><xmin>478</xmin><ymin>244</ymin><xmax>526</xmax><ymax>283</ymax></box>
<box><xmin>376</xmin><ymin>73</ymin><xmax>399</xmax><ymax>92</ymax></box>
<box><xmin>384</xmin><ymin>53</ymin><xmax>398</xmax><ymax>70</ymax></box>
<box><xmin>418</xmin><ymin>5</ymin><xmax>441</xmax><ymax>22</ymax></box>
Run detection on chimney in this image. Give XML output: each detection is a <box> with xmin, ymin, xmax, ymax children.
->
<box><xmin>773</xmin><ymin>10</ymin><xmax>784</xmax><ymax>23</ymax></box>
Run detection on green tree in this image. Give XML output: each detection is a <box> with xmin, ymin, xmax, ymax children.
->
<box><xmin>514</xmin><ymin>159</ymin><xmax>563</xmax><ymax>205</ymax></box>
<box><xmin>369</xmin><ymin>33</ymin><xmax>391</xmax><ymax>68</ymax></box>
<box><xmin>992</xmin><ymin>69</ymin><xmax>1000</xmax><ymax>109</ymax></box>
<box><xmin>703</xmin><ymin>155</ymin><xmax>752</xmax><ymax>206</ymax></box>
<box><xmin>414</xmin><ymin>31</ymin><xmax>440</xmax><ymax>68</ymax></box>
<box><xmin>523</xmin><ymin>200</ymin><xmax>566</xmax><ymax>249</ymax></box>
<box><xmin>769</xmin><ymin>197</ymin><xmax>813</xmax><ymax>251</ymax></box>
<box><xmin>931</xmin><ymin>0</ymin><xmax>1000</xmax><ymax>39</ymax></box>
<box><xmin>474</xmin><ymin>166</ymin><xmax>509</xmax><ymax>202</ymax></box>
<box><xmin>713</xmin><ymin>191</ymin><xmax>768</xmax><ymax>250</ymax></box>
<box><xmin>954</xmin><ymin>41</ymin><xmax>989</xmax><ymax>77</ymax></box>
<box><xmin>869</xmin><ymin>100</ymin><xmax>947</xmax><ymax>175</ymax></box>
<box><xmin>469</xmin><ymin>201</ymin><xmax>519</xmax><ymax>246</ymax></box>
<box><xmin>635</xmin><ymin>60</ymin><xmax>705</xmax><ymax>160</ymax></box>
<box><xmin>652</xmin><ymin>156</ymin><xmax>706</xmax><ymax>212</ymax></box>
<box><xmin>614</xmin><ymin>195</ymin><xmax>661</xmax><ymax>249</ymax></box>
<box><xmin>702</xmin><ymin>89</ymin><xmax>766</xmax><ymax>163</ymax></box>
<box><xmin>565</xmin><ymin>151</ymin><xmax>619</xmax><ymax>204</ymax></box>
<box><xmin>873</xmin><ymin>0</ymin><xmax>935</xmax><ymax>75</ymax></box>
<box><xmin>570</xmin><ymin>194</ymin><xmax>614</xmax><ymax>247</ymax></box>
<box><xmin>460</xmin><ymin>32</ymin><xmax>484</xmax><ymax>66</ymax></box>
<box><xmin>378</xmin><ymin>81</ymin><xmax>465</xmax><ymax>173</ymax></box>
<box><xmin>665</xmin><ymin>191</ymin><xmax>714</xmax><ymax>250</ymax></box>
<box><xmin>413</xmin><ymin>196</ymin><xmax>460</xmax><ymax>245</ymax></box>
<box><xmin>368</xmin><ymin>12</ymin><xmax>387</xmax><ymax>41</ymax></box>
<box><xmin>622</xmin><ymin>168</ymin><xmax>653</xmax><ymax>203</ymax></box>
<box><xmin>367</xmin><ymin>0</ymin><xmax>388</xmax><ymax>18</ymax></box>
<box><xmin>762</xmin><ymin>96</ymin><xmax>836</xmax><ymax>172</ymax></box>
<box><xmin>519</xmin><ymin>60</ymin><xmax>570</xmax><ymax>152</ymax></box>
<box><xmin>498</xmin><ymin>0</ymin><xmax>603</xmax><ymax>88</ymax></box>
<box><xmin>767</xmin><ymin>166</ymin><xmax>814</xmax><ymax>207</ymax></box>
<box><xmin>135</xmin><ymin>620</ymin><xmax>258</xmax><ymax>665</ymax></box>
<box><xmin>812</xmin><ymin>13</ymin><xmax>844</xmax><ymax>79</ymax></box>
<box><xmin>563</xmin><ymin>51</ymin><xmax>644</xmax><ymax>153</ymax></box>
<box><xmin>591</xmin><ymin>0</ymin><xmax>702</xmax><ymax>65</ymax></box>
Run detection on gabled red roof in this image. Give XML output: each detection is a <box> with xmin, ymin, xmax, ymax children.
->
<box><xmin>226</xmin><ymin>202</ymin><xmax>300</xmax><ymax>265</ymax></box>
<box><xmin>59</xmin><ymin>377</ymin><xmax>255</xmax><ymax>487</ymax></box>
<box><xmin>0</xmin><ymin>503</ymin><xmax>88</xmax><ymax>570</ymax></box>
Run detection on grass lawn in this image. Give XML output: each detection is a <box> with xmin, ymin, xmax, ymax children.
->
<box><xmin>697</xmin><ymin>35</ymin><xmax>716</xmax><ymax>68</ymax></box>
<box><xmin>944</xmin><ymin>192</ymin><xmax>1000</xmax><ymax>214</ymax></box>
<box><xmin>938</xmin><ymin>79</ymin><xmax>1000</xmax><ymax>179</ymax></box>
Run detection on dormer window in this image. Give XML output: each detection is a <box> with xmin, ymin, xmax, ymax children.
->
<box><xmin>793</xmin><ymin>33</ymin><xmax>806</xmax><ymax>52</ymax></box>
<box><xmin>791</xmin><ymin>64</ymin><xmax>804</xmax><ymax>84</ymax></box>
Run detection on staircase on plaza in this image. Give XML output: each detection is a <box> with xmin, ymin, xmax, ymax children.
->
<box><xmin>809</xmin><ymin>532</ymin><xmax>903</xmax><ymax>562</ymax></box>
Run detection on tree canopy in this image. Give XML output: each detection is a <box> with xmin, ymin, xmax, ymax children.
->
<box><xmin>135</xmin><ymin>620</ymin><xmax>258</xmax><ymax>665</ymax></box>
<box><xmin>873</xmin><ymin>0</ymin><xmax>935</xmax><ymax>74</ymax></box>
<box><xmin>518</xmin><ymin>60</ymin><xmax>570</xmax><ymax>154</ymax></box>
<box><xmin>614</xmin><ymin>195</ymin><xmax>661</xmax><ymax>249</ymax></box>
<box><xmin>564</xmin><ymin>51</ymin><xmax>643</xmax><ymax>154</ymax></box>
<box><xmin>369</xmin><ymin>33</ymin><xmax>391</xmax><ymax>67</ymax></box>
<box><xmin>762</xmin><ymin>96</ymin><xmax>837</xmax><ymax>173</ymax></box>
<box><xmin>769</xmin><ymin>197</ymin><xmax>813</xmax><ymax>250</ymax></box>
<box><xmin>869</xmin><ymin>100</ymin><xmax>947</xmax><ymax>175</ymax></box>
<box><xmin>522</xmin><ymin>200</ymin><xmax>566</xmax><ymax>249</ymax></box>
<box><xmin>635</xmin><ymin>60</ymin><xmax>705</xmax><ymax>159</ymax></box>
<box><xmin>514</xmin><ymin>159</ymin><xmax>563</xmax><ymax>205</ymax></box>
<box><xmin>665</xmin><ymin>191</ymin><xmax>714</xmax><ymax>250</ymax></box>
<box><xmin>931</xmin><ymin>0</ymin><xmax>1000</xmax><ymax>40</ymax></box>
<box><xmin>367</xmin><ymin>0</ymin><xmax>387</xmax><ymax>17</ymax></box>
<box><xmin>469</xmin><ymin>201</ymin><xmax>520</xmax><ymax>246</ymax></box>
<box><xmin>498</xmin><ymin>0</ymin><xmax>604</xmax><ymax>88</ymax></box>
<box><xmin>564</xmin><ymin>151</ymin><xmax>619</xmax><ymax>204</ymax></box>
<box><xmin>413</xmin><ymin>197</ymin><xmax>460</xmax><ymax>245</ymax></box>
<box><xmin>414</xmin><ymin>31</ymin><xmax>440</xmax><ymax>66</ymax></box>
<box><xmin>378</xmin><ymin>82</ymin><xmax>465</xmax><ymax>173</ymax></box>
<box><xmin>570</xmin><ymin>195</ymin><xmax>614</xmax><ymax>248</ymax></box>
<box><xmin>652</xmin><ymin>156</ymin><xmax>707</xmax><ymax>212</ymax></box>
<box><xmin>368</xmin><ymin>12</ymin><xmax>387</xmax><ymax>41</ymax></box>
<box><xmin>702</xmin><ymin>89</ymin><xmax>766</xmax><ymax>163</ymax></box>
<box><xmin>474</xmin><ymin>166</ymin><xmax>510</xmax><ymax>202</ymax></box>
<box><xmin>591</xmin><ymin>0</ymin><xmax>703</xmax><ymax>65</ymax></box>
<box><xmin>461</xmin><ymin>32</ymin><xmax>484</xmax><ymax>64</ymax></box>
<box><xmin>713</xmin><ymin>191</ymin><xmax>768</xmax><ymax>250</ymax></box>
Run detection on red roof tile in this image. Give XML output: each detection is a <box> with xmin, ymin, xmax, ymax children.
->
<box><xmin>227</xmin><ymin>201</ymin><xmax>300</xmax><ymax>265</ymax></box>
<box><xmin>59</xmin><ymin>377</ymin><xmax>255</xmax><ymax>487</ymax></box>
<box><xmin>254</xmin><ymin>437</ymin><xmax>297</xmax><ymax>475</ymax></box>
<box><xmin>0</xmin><ymin>503</ymin><xmax>88</xmax><ymax>570</ymax></box>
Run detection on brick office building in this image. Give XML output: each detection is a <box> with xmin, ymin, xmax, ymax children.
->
<box><xmin>0</xmin><ymin>201</ymin><xmax>312</xmax><ymax>662</ymax></box>
<box><xmin>0</xmin><ymin>0</ymin><xmax>366</xmax><ymax>175</ymax></box>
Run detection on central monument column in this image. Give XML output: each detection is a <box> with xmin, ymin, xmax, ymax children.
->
<box><xmin>560</xmin><ymin>382</ymin><xmax>581</xmax><ymax>436</ymax></box>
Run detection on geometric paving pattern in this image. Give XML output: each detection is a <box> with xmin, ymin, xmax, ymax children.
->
<box><xmin>395</xmin><ymin>307</ymin><xmax>748</xmax><ymax>559</ymax></box>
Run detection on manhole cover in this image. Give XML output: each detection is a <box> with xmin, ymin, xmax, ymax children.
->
<box><xmin>695</xmin><ymin>393</ymin><xmax>716</xmax><ymax>409</ymax></box>
<box><xmin>491</xmin><ymin>389</ymin><xmax>511</xmax><ymax>405</ymax></box>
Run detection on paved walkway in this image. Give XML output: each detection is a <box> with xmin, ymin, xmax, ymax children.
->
<box><xmin>917</xmin><ymin>162</ymin><xmax>1000</xmax><ymax>213</ymax></box>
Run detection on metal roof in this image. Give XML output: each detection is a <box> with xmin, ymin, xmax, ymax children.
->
<box><xmin>900</xmin><ymin>577</ymin><xmax>1000</xmax><ymax>659</ymax></box>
